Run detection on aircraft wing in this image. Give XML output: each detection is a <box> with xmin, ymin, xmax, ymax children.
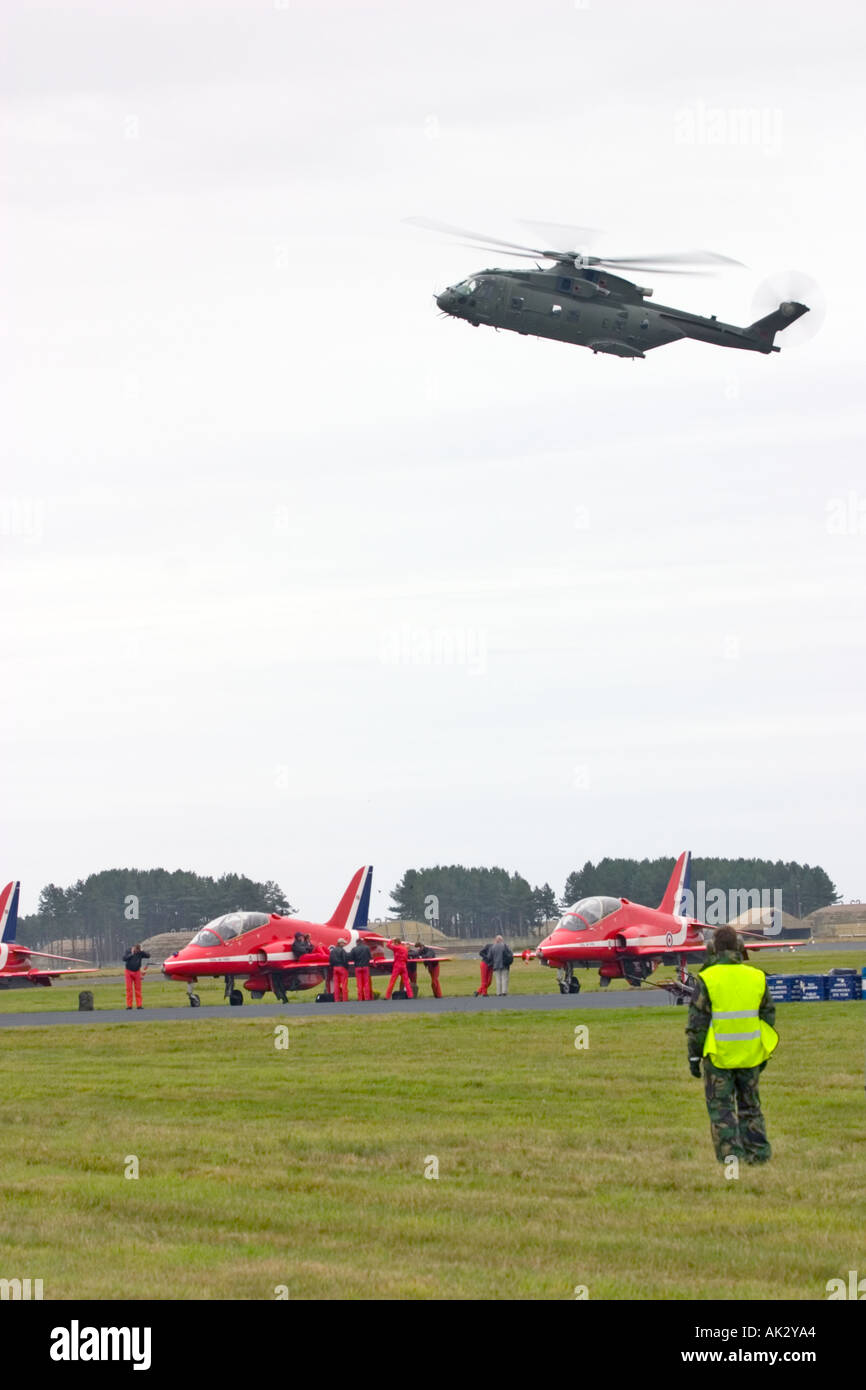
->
<box><xmin>14</xmin><ymin>947</ymin><xmax>96</xmax><ymax>965</ymax></box>
<box><xmin>24</xmin><ymin>967</ymin><xmax>100</xmax><ymax>979</ymax></box>
<box><xmin>733</xmin><ymin>938</ymin><xmax>809</xmax><ymax>950</ymax></box>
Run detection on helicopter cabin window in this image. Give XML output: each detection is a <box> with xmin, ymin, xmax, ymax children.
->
<box><xmin>510</xmin><ymin>296</ymin><xmax>524</xmax><ymax>312</ymax></box>
<box><xmin>550</xmin><ymin>304</ymin><xmax>562</xmax><ymax>315</ymax></box>
<box><xmin>558</xmin><ymin>277</ymin><xmax>573</xmax><ymax>292</ymax></box>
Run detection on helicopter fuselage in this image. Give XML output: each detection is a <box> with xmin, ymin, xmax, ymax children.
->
<box><xmin>435</xmin><ymin>262</ymin><xmax>796</xmax><ymax>358</ymax></box>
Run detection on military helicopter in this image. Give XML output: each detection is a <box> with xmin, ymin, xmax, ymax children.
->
<box><xmin>409</xmin><ymin>218</ymin><xmax>809</xmax><ymax>359</ymax></box>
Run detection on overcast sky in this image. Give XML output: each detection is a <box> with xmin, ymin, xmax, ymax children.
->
<box><xmin>3</xmin><ymin>0</ymin><xmax>864</xmax><ymax>920</ymax></box>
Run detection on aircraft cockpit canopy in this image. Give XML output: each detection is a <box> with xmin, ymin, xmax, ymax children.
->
<box><xmin>557</xmin><ymin>896</ymin><xmax>621</xmax><ymax>930</ymax></box>
<box><xmin>190</xmin><ymin>911</ymin><xmax>269</xmax><ymax>947</ymax></box>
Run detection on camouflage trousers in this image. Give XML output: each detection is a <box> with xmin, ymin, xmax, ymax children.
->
<box><xmin>703</xmin><ymin>1059</ymin><xmax>771</xmax><ymax>1164</ymax></box>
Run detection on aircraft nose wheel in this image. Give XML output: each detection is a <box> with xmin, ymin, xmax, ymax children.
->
<box><xmin>229</xmin><ymin>989</ymin><xmax>244</xmax><ymax>1006</ymax></box>
<box><xmin>188</xmin><ymin>994</ymin><xmax>200</xmax><ymax>1008</ymax></box>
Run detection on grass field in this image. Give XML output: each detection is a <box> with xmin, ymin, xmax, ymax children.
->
<box><xmin>0</xmin><ymin>948</ymin><xmax>859</xmax><ymax>1012</ymax></box>
<box><xmin>0</xmin><ymin>987</ymin><xmax>862</xmax><ymax>1300</ymax></box>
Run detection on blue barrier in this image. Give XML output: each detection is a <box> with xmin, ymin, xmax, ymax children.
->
<box><xmin>765</xmin><ymin>972</ymin><xmax>862</xmax><ymax>1001</ymax></box>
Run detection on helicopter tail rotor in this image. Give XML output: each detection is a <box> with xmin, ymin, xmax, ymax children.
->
<box><xmin>749</xmin><ymin>271</ymin><xmax>824</xmax><ymax>347</ymax></box>
<box><xmin>747</xmin><ymin>301</ymin><xmax>810</xmax><ymax>348</ymax></box>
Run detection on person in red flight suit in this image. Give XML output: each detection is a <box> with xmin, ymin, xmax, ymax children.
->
<box><xmin>348</xmin><ymin>938</ymin><xmax>374</xmax><ymax>1000</ymax></box>
<box><xmin>385</xmin><ymin>938</ymin><xmax>414</xmax><ymax>999</ymax></box>
<box><xmin>475</xmin><ymin>942</ymin><xmax>493</xmax><ymax>997</ymax></box>
<box><xmin>413</xmin><ymin>941</ymin><xmax>443</xmax><ymax>998</ymax></box>
<box><xmin>329</xmin><ymin>938</ymin><xmax>350</xmax><ymax>1002</ymax></box>
<box><xmin>123</xmin><ymin>944</ymin><xmax>150</xmax><ymax>1009</ymax></box>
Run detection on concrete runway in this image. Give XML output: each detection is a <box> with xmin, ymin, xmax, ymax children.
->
<box><xmin>0</xmin><ymin>942</ymin><xmax>859</xmax><ymax>1028</ymax></box>
<box><xmin>0</xmin><ymin>987</ymin><xmax>678</xmax><ymax>1028</ymax></box>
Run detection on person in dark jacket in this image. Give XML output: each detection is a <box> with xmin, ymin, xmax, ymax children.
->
<box><xmin>122</xmin><ymin>944</ymin><xmax>150</xmax><ymax>1009</ymax></box>
<box><xmin>348</xmin><ymin>938</ymin><xmax>373</xmax><ymax>1000</ymax></box>
<box><xmin>413</xmin><ymin>941</ymin><xmax>443</xmax><ymax>998</ymax></box>
<box><xmin>329</xmin><ymin>939</ymin><xmax>350</xmax><ymax>1002</ymax></box>
<box><xmin>490</xmin><ymin>936</ymin><xmax>514</xmax><ymax>996</ymax></box>
<box><xmin>291</xmin><ymin>932</ymin><xmax>308</xmax><ymax>960</ymax></box>
<box><xmin>475</xmin><ymin>943</ymin><xmax>494</xmax><ymax>997</ymax></box>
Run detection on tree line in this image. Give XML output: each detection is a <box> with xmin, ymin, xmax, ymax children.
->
<box><xmin>389</xmin><ymin>866</ymin><xmax>560</xmax><ymax>939</ymax></box>
<box><xmin>392</xmin><ymin>857</ymin><xmax>838</xmax><ymax>938</ymax></box>
<box><xmin>16</xmin><ymin>856</ymin><xmax>839</xmax><ymax>959</ymax></box>
<box><xmin>17</xmin><ymin>868</ymin><xmax>294</xmax><ymax>963</ymax></box>
<box><xmin>563</xmin><ymin>857</ymin><xmax>838</xmax><ymax>920</ymax></box>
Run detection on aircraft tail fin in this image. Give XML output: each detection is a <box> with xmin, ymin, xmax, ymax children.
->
<box><xmin>658</xmin><ymin>853</ymin><xmax>691</xmax><ymax>916</ymax></box>
<box><xmin>747</xmin><ymin>301</ymin><xmax>808</xmax><ymax>346</ymax></box>
<box><xmin>0</xmin><ymin>881</ymin><xmax>21</xmax><ymax>943</ymax></box>
<box><xmin>327</xmin><ymin>866</ymin><xmax>373</xmax><ymax>935</ymax></box>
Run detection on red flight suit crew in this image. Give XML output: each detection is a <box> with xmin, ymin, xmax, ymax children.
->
<box><xmin>385</xmin><ymin>940</ymin><xmax>413</xmax><ymax>998</ymax></box>
<box><xmin>349</xmin><ymin>939</ymin><xmax>374</xmax><ymax>1000</ymax></box>
<box><xmin>329</xmin><ymin>941</ymin><xmax>350</xmax><ymax>1002</ymax></box>
<box><xmin>477</xmin><ymin>946</ymin><xmax>493</xmax><ymax>996</ymax></box>
<box><xmin>123</xmin><ymin>946</ymin><xmax>149</xmax><ymax>1008</ymax></box>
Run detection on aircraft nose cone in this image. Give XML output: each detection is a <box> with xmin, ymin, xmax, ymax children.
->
<box><xmin>436</xmin><ymin>289</ymin><xmax>453</xmax><ymax>312</ymax></box>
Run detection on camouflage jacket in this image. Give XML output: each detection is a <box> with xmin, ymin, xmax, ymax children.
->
<box><xmin>686</xmin><ymin>951</ymin><xmax>776</xmax><ymax>1061</ymax></box>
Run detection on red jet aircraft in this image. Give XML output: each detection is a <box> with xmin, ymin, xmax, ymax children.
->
<box><xmin>162</xmin><ymin>866</ymin><xmax>449</xmax><ymax>1005</ymax></box>
<box><xmin>0</xmin><ymin>881</ymin><xmax>97</xmax><ymax>988</ymax></box>
<box><xmin>531</xmin><ymin>852</ymin><xmax>804</xmax><ymax>1000</ymax></box>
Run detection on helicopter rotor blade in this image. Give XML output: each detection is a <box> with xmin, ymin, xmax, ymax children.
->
<box><xmin>454</xmin><ymin>241</ymin><xmax>548</xmax><ymax>260</ymax></box>
<box><xmin>403</xmin><ymin>217</ymin><xmax>556</xmax><ymax>259</ymax></box>
<box><xmin>406</xmin><ymin>217</ymin><xmax>747</xmax><ymax>277</ymax></box>
<box><xmin>597</xmin><ymin>249</ymin><xmax>746</xmax><ymax>272</ymax></box>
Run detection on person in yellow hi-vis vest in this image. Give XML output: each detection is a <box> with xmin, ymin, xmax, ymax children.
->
<box><xmin>686</xmin><ymin>924</ymin><xmax>779</xmax><ymax>1164</ymax></box>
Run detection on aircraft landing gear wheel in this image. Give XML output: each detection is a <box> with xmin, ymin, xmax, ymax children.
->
<box><xmin>569</xmin><ymin>979</ymin><xmax>581</xmax><ymax>995</ymax></box>
<box><xmin>188</xmin><ymin>994</ymin><xmax>200</xmax><ymax>1008</ymax></box>
<box><xmin>229</xmin><ymin>989</ymin><xmax>244</xmax><ymax>1006</ymax></box>
<box><xmin>250</xmin><ymin>990</ymin><xmax>264</xmax><ymax>1000</ymax></box>
<box><xmin>558</xmin><ymin>980</ymin><xmax>570</xmax><ymax>995</ymax></box>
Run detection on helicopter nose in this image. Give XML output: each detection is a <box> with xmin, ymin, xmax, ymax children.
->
<box><xmin>436</xmin><ymin>288</ymin><xmax>454</xmax><ymax>312</ymax></box>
